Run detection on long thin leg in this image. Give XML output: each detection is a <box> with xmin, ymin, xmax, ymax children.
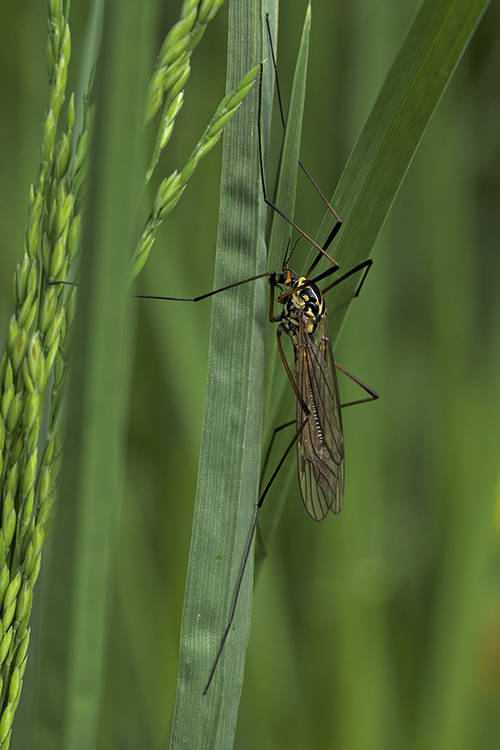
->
<box><xmin>269</xmin><ymin>277</ymin><xmax>321</xmax><ymax>414</ymax></box>
<box><xmin>259</xmin><ymin>26</ymin><xmax>341</xmax><ymax>273</ymax></box>
<box><xmin>277</xmin><ymin>259</ymin><xmax>342</xmax><ymax>304</ymax></box>
<box><xmin>309</xmin><ymin>259</ymin><xmax>372</xmax><ymax>295</ymax></box>
<box><xmin>262</xmin><ymin>194</ymin><xmax>340</xmax><ymax>270</ymax></box>
<box><xmin>203</xmin><ymin>331</ymin><xmax>378</xmax><ymax>694</ymax></box>
<box><xmin>49</xmin><ymin>274</ymin><xmax>274</xmax><ymax>303</ymax></box>
<box><xmin>335</xmin><ymin>362</ymin><xmax>379</xmax><ymax>407</ymax></box>
<box><xmin>264</xmin><ymin>13</ymin><xmax>342</xmax><ymax>279</ymax></box>
<box><xmin>276</xmin><ymin>332</ymin><xmax>310</xmax><ymax>415</ymax></box>
<box><xmin>132</xmin><ymin>271</ymin><xmax>272</xmax><ymax>303</ymax></box>
<box><xmin>276</xmin><ymin>258</ymin><xmax>372</xmax><ymax>307</ymax></box>
<box><xmin>321</xmin><ymin>259</ymin><xmax>373</xmax><ymax>297</ymax></box>
<box><xmin>260</xmin><ymin>419</ymin><xmax>294</xmax><ymax>485</ymax></box>
<box><xmin>276</xmin><ymin>259</ymin><xmax>373</xmax><ymax>314</ymax></box>
<box><xmin>203</xmin><ymin>417</ymin><xmax>307</xmax><ymax>695</ymax></box>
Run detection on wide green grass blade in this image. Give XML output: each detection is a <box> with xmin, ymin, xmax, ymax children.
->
<box><xmin>168</xmin><ymin>1</ymin><xmax>269</xmax><ymax>747</ymax></box>
<box><xmin>32</xmin><ymin>2</ymin><xmax>152</xmax><ymax>748</ymax></box>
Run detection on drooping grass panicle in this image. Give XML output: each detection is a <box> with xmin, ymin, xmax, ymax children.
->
<box><xmin>129</xmin><ymin>61</ymin><xmax>261</xmax><ymax>283</ymax></box>
<box><xmin>143</xmin><ymin>0</ymin><xmax>229</xmax><ymax>184</ymax></box>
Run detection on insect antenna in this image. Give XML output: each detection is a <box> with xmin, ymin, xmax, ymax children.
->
<box><xmin>282</xmin><ymin>236</ymin><xmax>301</xmax><ymax>272</ymax></box>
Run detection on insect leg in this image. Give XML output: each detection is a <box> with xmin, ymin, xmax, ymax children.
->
<box><xmin>203</xmin><ymin>417</ymin><xmax>307</xmax><ymax>695</ymax></box>
<box><xmin>278</xmin><ymin>254</ymin><xmax>370</xmax><ymax>305</ymax></box>
<box><xmin>260</xmin><ymin>189</ymin><xmax>340</xmax><ymax>271</ymax></box>
<box><xmin>258</xmin><ymin>417</ymin><xmax>308</xmax><ymax>509</ymax></box>
<box><xmin>278</xmin><ymin>256</ymin><xmax>344</xmax><ymax>302</ymax></box>
<box><xmin>263</xmin><ymin>14</ymin><xmax>342</xmax><ymax>278</ymax></box>
<box><xmin>335</xmin><ymin>363</ymin><xmax>379</xmax><ymax>408</ymax></box>
<box><xmin>268</xmin><ymin>276</ymin><xmax>312</xmax><ymax>415</ymax></box>
<box><xmin>202</xmin><ymin>507</ymin><xmax>260</xmax><ymax>695</ymax></box>
<box><xmin>276</xmin><ymin>331</ymin><xmax>310</xmax><ymax>416</ymax></box>
<box><xmin>319</xmin><ymin>258</ymin><xmax>373</xmax><ymax>296</ymax></box>
<box><xmin>49</xmin><ymin>274</ymin><xmax>274</xmax><ymax>302</ymax></box>
<box><xmin>260</xmin><ymin>419</ymin><xmax>294</xmax><ymax>485</ymax></box>
<box><xmin>258</xmin><ymin>26</ymin><xmax>340</xmax><ymax>272</ymax></box>
<box><xmin>132</xmin><ymin>271</ymin><xmax>272</xmax><ymax>303</ymax></box>
<box><xmin>317</xmin><ymin>259</ymin><xmax>378</xmax><ymax>407</ymax></box>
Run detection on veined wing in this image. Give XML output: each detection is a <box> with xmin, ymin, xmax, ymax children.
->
<box><xmin>295</xmin><ymin>312</ymin><xmax>344</xmax><ymax>520</ymax></box>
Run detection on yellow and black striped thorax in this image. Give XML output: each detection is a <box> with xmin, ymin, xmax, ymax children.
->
<box><xmin>277</xmin><ymin>272</ymin><xmax>325</xmax><ymax>344</ymax></box>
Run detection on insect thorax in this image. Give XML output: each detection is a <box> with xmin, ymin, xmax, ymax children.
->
<box><xmin>280</xmin><ymin>276</ymin><xmax>325</xmax><ymax>342</ymax></box>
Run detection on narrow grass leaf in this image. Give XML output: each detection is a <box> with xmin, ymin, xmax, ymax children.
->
<box><xmin>263</xmin><ymin>2</ymin><xmax>311</xmax><ymax>411</ymax></box>
<box><xmin>266</xmin><ymin>2</ymin><xmax>311</xmax><ymax>272</ymax></box>
<box><xmin>259</xmin><ymin>3</ymin><xmax>312</xmax><ymax>555</ymax></box>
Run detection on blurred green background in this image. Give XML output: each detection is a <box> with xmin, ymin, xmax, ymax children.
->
<box><xmin>1</xmin><ymin>1</ymin><xmax>500</xmax><ymax>749</ymax></box>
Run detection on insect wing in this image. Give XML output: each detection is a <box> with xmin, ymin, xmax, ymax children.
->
<box><xmin>295</xmin><ymin>312</ymin><xmax>345</xmax><ymax>519</ymax></box>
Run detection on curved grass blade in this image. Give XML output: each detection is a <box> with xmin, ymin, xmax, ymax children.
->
<box><xmin>312</xmin><ymin>0</ymin><xmax>491</xmax><ymax>345</ymax></box>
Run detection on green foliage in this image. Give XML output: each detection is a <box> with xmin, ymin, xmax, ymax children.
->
<box><xmin>0</xmin><ymin>0</ymin><xmax>499</xmax><ymax>749</ymax></box>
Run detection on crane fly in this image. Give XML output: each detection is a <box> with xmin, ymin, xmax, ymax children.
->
<box><xmin>133</xmin><ymin>18</ymin><xmax>379</xmax><ymax>694</ymax></box>
<box><xmin>261</xmin><ymin>249</ymin><xmax>375</xmax><ymax>521</ymax></box>
<box><xmin>281</xmin><ymin>269</ymin><xmax>346</xmax><ymax>519</ymax></box>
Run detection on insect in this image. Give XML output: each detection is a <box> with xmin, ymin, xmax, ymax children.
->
<box><xmin>192</xmin><ymin>240</ymin><xmax>378</xmax><ymax>692</ymax></box>
<box><xmin>135</xmin><ymin>26</ymin><xmax>379</xmax><ymax>691</ymax></box>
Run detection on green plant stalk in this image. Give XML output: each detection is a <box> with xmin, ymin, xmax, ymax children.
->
<box><xmin>32</xmin><ymin>1</ymin><xmax>154</xmax><ymax>747</ymax></box>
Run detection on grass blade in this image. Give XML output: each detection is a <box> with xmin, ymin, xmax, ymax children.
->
<box><xmin>314</xmin><ymin>0</ymin><xmax>491</xmax><ymax>344</ymax></box>
<box><xmin>266</xmin><ymin>3</ymin><xmax>311</xmax><ymax>271</ymax></box>
<box><xmin>168</xmin><ymin>0</ymin><xmax>268</xmax><ymax>747</ymax></box>
<box><xmin>259</xmin><ymin>4</ymin><xmax>313</xmax><ymax>556</ymax></box>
